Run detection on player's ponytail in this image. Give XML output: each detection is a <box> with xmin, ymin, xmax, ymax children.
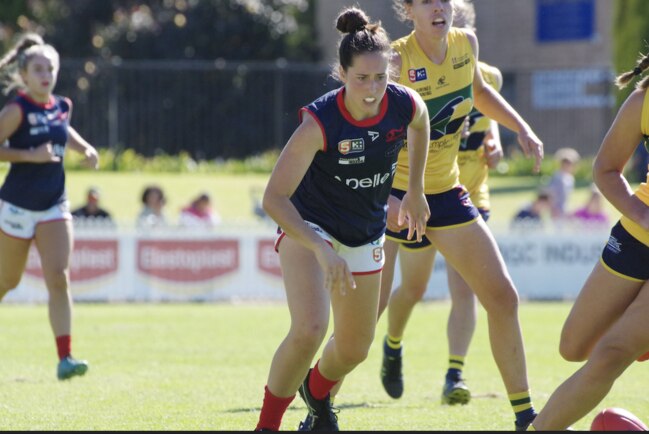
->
<box><xmin>0</xmin><ymin>33</ymin><xmax>59</xmax><ymax>95</ymax></box>
<box><xmin>335</xmin><ymin>7</ymin><xmax>391</xmax><ymax>73</ymax></box>
<box><xmin>615</xmin><ymin>52</ymin><xmax>649</xmax><ymax>90</ymax></box>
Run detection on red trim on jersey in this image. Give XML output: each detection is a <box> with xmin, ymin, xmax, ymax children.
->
<box><xmin>336</xmin><ymin>87</ymin><xmax>388</xmax><ymax>127</ymax></box>
<box><xmin>299</xmin><ymin>107</ymin><xmax>327</xmax><ymax>152</ymax></box>
<box><xmin>17</xmin><ymin>90</ymin><xmax>55</xmax><ymax>109</ymax></box>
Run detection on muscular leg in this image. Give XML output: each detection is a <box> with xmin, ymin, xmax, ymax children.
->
<box><xmin>34</xmin><ymin>220</ymin><xmax>74</xmax><ymax>338</ymax></box>
<box><xmin>265</xmin><ymin>236</ymin><xmax>331</xmax><ymax>397</ymax></box>
<box><xmin>533</xmin><ymin>270</ymin><xmax>648</xmax><ymax>430</ymax></box>
<box><xmin>385</xmin><ymin>244</ymin><xmax>437</xmax><ymax>339</ymax></box>
<box><xmin>426</xmin><ymin>219</ymin><xmax>528</xmax><ymax>395</ymax></box>
<box><xmin>377</xmin><ymin>239</ymin><xmax>400</xmax><ymax>317</ymax></box>
<box><xmin>317</xmin><ymin>272</ymin><xmax>381</xmax><ymax>380</ymax></box>
<box><xmin>446</xmin><ymin>265</ymin><xmax>478</xmax><ymax>360</ymax></box>
<box><xmin>0</xmin><ymin>232</ymin><xmax>31</xmax><ymax>300</ymax></box>
<box><xmin>559</xmin><ymin>263</ymin><xmax>643</xmax><ymax>362</ymax></box>
<box><xmin>328</xmin><ymin>239</ymin><xmax>400</xmax><ymax>399</ymax></box>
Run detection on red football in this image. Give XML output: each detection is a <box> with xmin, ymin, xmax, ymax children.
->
<box><xmin>591</xmin><ymin>408</ymin><xmax>648</xmax><ymax>431</ymax></box>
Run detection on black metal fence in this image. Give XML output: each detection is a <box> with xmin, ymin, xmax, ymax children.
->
<box><xmin>54</xmin><ymin>59</ymin><xmax>339</xmax><ymax>160</ymax></box>
<box><xmin>2</xmin><ymin>59</ymin><xmax>616</xmax><ymax>161</ymax></box>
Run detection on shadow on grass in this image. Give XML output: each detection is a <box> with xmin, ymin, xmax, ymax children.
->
<box><xmin>224</xmin><ymin>393</ymin><xmax>503</xmax><ymax>414</ymax></box>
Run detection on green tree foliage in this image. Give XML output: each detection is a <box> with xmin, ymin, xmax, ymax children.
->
<box><xmin>0</xmin><ymin>0</ymin><xmax>319</xmax><ymax>61</ymax></box>
<box><xmin>613</xmin><ymin>0</ymin><xmax>649</xmax><ymax>107</ymax></box>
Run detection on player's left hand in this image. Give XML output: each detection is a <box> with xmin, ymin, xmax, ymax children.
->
<box><xmin>517</xmin><ymin>126</ymin><xmax>543</xmax><ymax>173</ymax></box>
<box><xmin>398</xmin><ymin>191</ymin><xmax>430</xmax><ymax>242</ymax></box>
<box><xmin>483</xmin><ymin>138</ymin><xmax>503</xmax><ymax>169</ymax></box>
<box><xmin>82</xmin><ymin>147</ymin><xmax>99</xmax><ymax>169</ymax></box>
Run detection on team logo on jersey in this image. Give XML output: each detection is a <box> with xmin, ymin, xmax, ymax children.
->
<box><xmin>27</xmin><ymin>113</ymin><xmax>39</xmax><ymax>125</ymax></box>
<box><xmin>429</xmin><ymin>96</ymin><xmax>473</xmax><ymax>141</ymax></box>
<box><xmin>368</xmin><ymin>131</ymin><xmax>379</xmax><ymax>142</ymax></box>
<box><xmin>408</xmin><ymin>68</ymin><xmax>427</xmax><ymax>83</ymax></box>
<box><xmin>386</xmin><ymin>126</ymin><xmax>405</xmax><ymax>143</ymax></box>
<box><xmin>338</xmin><ymin>138</ymin><xmax>364</xmax><ymax>155</ymax></box>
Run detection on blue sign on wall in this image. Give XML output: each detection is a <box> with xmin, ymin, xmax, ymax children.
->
<box><xmin>536</xmin><ymin>0</ymin><xmax>595</xmax><ymax>43</ymax></box>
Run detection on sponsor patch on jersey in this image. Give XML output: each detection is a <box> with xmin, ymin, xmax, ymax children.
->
<box><xmin>338</xmin><ymin>138</ymin><xmax>364</xmax><ymax>155</ymax></box>
<box><xmin>29</xmin><ymin>126</ymin><xmax>50</xmax><ymax>135</ymax></box>
<box><xmin>338</xmin><ymin>156</ymin><xmax>365</xmax><ymax>165</ymax></box>
<box><xmin>452</xmin><ymin>54</ymin><xmax>471</xmax><ymax>70</ymax></box>
<box><xmin>408</xmin><ymin>68</ymin><xmax>427</xmax><ymax>83</ymax></box>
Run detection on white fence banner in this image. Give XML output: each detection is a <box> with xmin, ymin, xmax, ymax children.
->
<box><xmin>4</xmin><ymin>226</ymin><xmax>609</xmax><ymax>303</ymax></box>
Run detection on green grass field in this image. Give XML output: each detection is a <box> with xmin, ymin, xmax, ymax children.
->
<box><xmin>1</xmin><ymin>301</ymin><xmax>647</xmax><ymax>430</ymax></box>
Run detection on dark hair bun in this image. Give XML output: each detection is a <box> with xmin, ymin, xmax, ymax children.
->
<box><xmin>336</xmin><ymin>7</ymin><xmax>369</xmax><ymax>34</ymax></box>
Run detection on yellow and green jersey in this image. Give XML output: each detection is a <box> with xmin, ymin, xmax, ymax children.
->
<box><xmin>457</xmin><ymin>61</ymin><xmax>502</xmax><ymax>210</ymax></box>
<box><xmin>391</xmin><ymin>28</ymin><xmax>475</xmax><ymax>194</ymax></box>
<box><xmin>620</xmin><ymin>88</ymin><xmax>649</xmax><ymax>246</ymax></box>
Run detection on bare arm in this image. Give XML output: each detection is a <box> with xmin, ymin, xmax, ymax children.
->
<box><xmin>68</xmin><ymin>126</ymin><xmax>99</xmax><ymax>169</ymax></box>
<box><xmin>262</xmin><ymin>111</ymin><xmax>356</xmax><ymax>293</ymax></box>
<box><xmin>399</xmin><ymin>88</ymin><xmax>431</xmax><ymax>241</ymax></box>
<box><xmin>483</xmin><ymin>119</ymin><xmax>503</xmax><ymax>169</ymax></box>
<box><xmin>465</xmin><ymin>29</ymin><xmax>544</xmax><ymax>173</ymax></box>
<box><xmin>0</xmin><ymin>103</ymin><xmax>60</xmax><ymax>163</ymax></box>
<box><xmin>593</xmin><ymin>89</ymin><xmax>649</xmax><ymax>229</ymax></box>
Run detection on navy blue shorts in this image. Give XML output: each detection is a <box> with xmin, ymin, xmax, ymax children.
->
<box><xmin>386</xmin><ymin>186</ymin><xmax>480</xmax><ymax>248</ymax></box>
<box><xmin>601</xmin><ymin>220</ymin><xmax>649</xmax><ymax>281</ymax></box>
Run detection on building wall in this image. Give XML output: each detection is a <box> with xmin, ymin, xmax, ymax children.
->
<box><xmin>315</xmin><ymin>0</ymin><xmax>616</xmax><ymax>158</ymax></box>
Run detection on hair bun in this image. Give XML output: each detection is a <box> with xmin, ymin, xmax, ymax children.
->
<box><xmin>336</xmin><ymin>7</ymin><xmax>369</xmax><ymax>34</ymax></box>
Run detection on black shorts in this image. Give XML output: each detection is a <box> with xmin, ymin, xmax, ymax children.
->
<box><xmin>386</xmin><ymin>186</ymin><xmax>480</xmax><ymax>248</ymax></box>
<box><xmin>601</xmin><ymin>221</ymin><xmax>649</xmax><ymax>281</ymax></box>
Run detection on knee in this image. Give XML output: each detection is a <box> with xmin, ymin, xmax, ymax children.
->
<box><xmin>481</xmin><ymin>285</ymin><xmax>519</xmax><ymax>316</ymax></box>
<box><xmin>559</xmin><ymin>323</ymin><xmax>592</xmax><ymax>362</ymax></box>
<box><xmin>399</xmin><ymin>283</ymin><xmax>428</xmax><ymax>304</ymax></box>
<box><xmin>0</xmin><ymin>275</ymin><xmax>21</xmax><ymax>295</ymax></box>
<box><xmin>584</xmin><ymin>341</ymin><xmax>633</xmax><ymax>378</ymax></box>
<box><xmin>43</xmin><ymin>268</ymin><xmax>69</xmax><ymax>293</ymax></box>
<box><xmin>559</xmin><ymin>339</ymin><xmax>588</xmax><ymax>362</ymax></box>
<box><xmin>290</xmin><ymin>321</ymin><xmax>329</xmax><ymax>355</ymax></box>
<box><xmin>336</xmin><ymin>342</ymin><xmax>370</xmax><ymax>367</ymax></box>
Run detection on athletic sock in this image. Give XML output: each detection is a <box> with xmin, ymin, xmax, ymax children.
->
<box><xmin>509</xmin><ymin>390</ymin><xmax>537</xmax><ymax>428</ymax></box>
<box><xmin>255</xmin><ymin>385</ymin><xmax>295</xmax><ymax>431</ymax></box>
<box><xmin>309</xmin><ymin>360</ymin><xmax>338</xmax><ymax>400</ymax></box>
<box><xmin>55</xmin><ymin>335</ymin><xmax>71</xmax><ymax>360</ymax></box>
<box><xmin>384</xmin><ymin>334</ymin><xmax>402</xmax><ymax>358</ymax></box>
<box><xmin>446</xmin><ymin>355</ymin><xmax>465</xmax><ymax>381</ymax></box>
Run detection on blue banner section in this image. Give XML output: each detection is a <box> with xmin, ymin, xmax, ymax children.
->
<box><xmin>536</xmin><ymin>0</ymin><xmax>595</xmax><ymax>43</ymax></box>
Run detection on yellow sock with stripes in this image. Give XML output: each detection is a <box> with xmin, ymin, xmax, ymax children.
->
<box><xmin>509</xmin><ymin>390</ymin><xmax>537</xmax><ymax>429</ymax></box>
<box><xmin>446</xmin><ymin>355</ymin><xmax>465</xmax><ymax>381</ymax></box>
<box><xmin>384</xmin><ymin>334</ymin><xmax>402</xmax><ymax>357</ymax></box>
<box><xmin>448</xmin><ymin>354</ymin><xmax>465</xmax><ymax>370</ymax></box>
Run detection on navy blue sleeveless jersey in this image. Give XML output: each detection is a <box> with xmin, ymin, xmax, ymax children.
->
<box><xmin>290</xmin><ymin>83</ymin><xmax>416</xmax><ymax>247</ymax></box>
<box><xmin>0</xmin><ymin>92</ymin><xmax>70</xmax><ymax>211</ymax></box>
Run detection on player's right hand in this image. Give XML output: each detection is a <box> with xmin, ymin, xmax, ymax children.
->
<box><xmin>315</xmin><ymin>244</ymin><xmax>356</xmax><ymax>296</ymax></box>
<box><xmin>29</xmin><ymin>142</ymin><xmax>61</xmax><ymax>163</ymax></box>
